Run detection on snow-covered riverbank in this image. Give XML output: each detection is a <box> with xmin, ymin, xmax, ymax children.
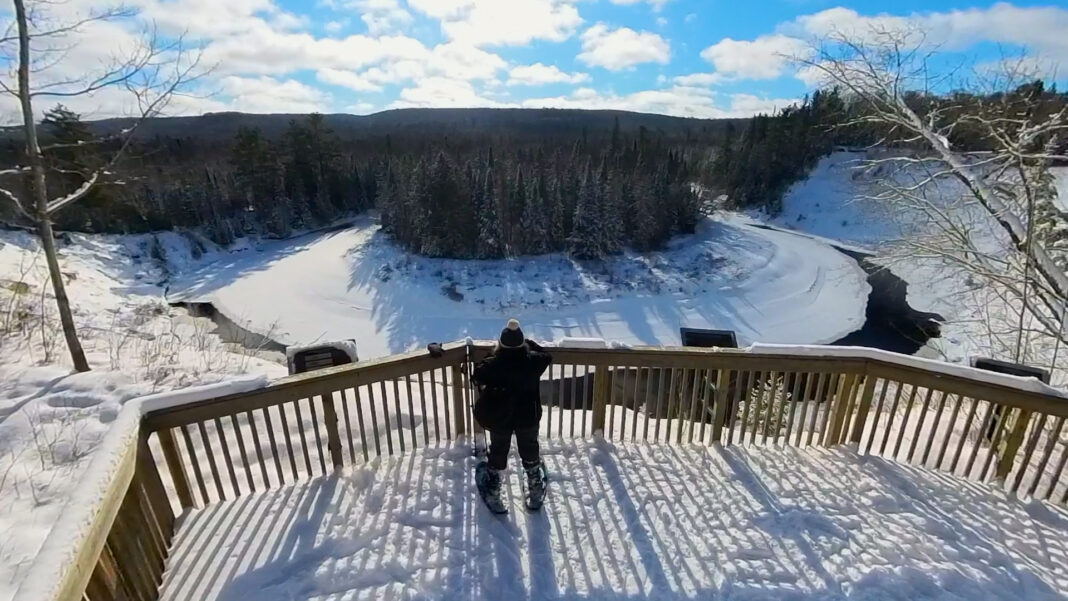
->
<box><xmin>168</xmin><ymin>213</ymin><xmax>871</xmax><ymax>358</ymax></box>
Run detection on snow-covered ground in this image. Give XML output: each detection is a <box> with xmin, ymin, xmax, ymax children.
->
<box><xmin>168</xmin><ymin>213</ymin><xmax>870</xmax><ymax>358</ymax></box>
<box><xmin>764</xmin><ymin>151</ymin><xmax>1067</xmax><ymax>374</ymax></box>
<box><xmin>0</xmin><ymin>230</ymin><xmax>285</xmax><ymax>600</ymax></box>
<box><xmin>158</xmin><ymin>439</ymin><xmax>1068</xmax><ymax>601</ymax></box>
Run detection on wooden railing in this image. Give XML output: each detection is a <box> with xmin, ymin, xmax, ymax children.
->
<box><xmin>26</xmin><ymin>341</ymin><xmax>1068</xmax><ymax>601</ymax></box>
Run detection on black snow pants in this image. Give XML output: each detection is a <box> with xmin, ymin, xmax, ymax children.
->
<box><xmin>488</xmin><ymin>425</ymin><xmax>540</xmax><ymax>471</ymax></box>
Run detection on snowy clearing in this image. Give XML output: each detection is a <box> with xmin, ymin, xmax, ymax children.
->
<box><xmin>168</xmin><ymin>213</ymin><xmax>870</xmax><ymax>359</ymax></box>
<box><xmin>159</xmin><ymin>439</ymin><xmax>1068</xmax><ymax>601</ymax></box>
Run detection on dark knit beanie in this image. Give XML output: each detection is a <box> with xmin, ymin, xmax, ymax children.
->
<box><xmin>499</xmin><ymin>318</ymin><xmax>525</xmax><ymax>348</ymax></box>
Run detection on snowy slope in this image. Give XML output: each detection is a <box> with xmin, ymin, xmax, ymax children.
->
<box><xmin>169</xmin><ymin>214</ymin><xmax>870</xmax><ymax>358</ymax></box>
<box><xmin>0</xmin><ymin>229</ymin><xmax>285</xmax><ymax>601</ymax></box>
<box><xmin>158</xmin><ymin>439</ymin><xmax>1068</xmax><ymax>601</ymax></box>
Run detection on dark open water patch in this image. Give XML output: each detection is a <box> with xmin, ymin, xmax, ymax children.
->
<box><xmin>829</xmin><ymin>247</ymin><xmax>943</xmax><ymax>355</ymax></box>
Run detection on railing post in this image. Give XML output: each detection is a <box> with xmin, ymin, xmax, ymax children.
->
<box><xmin>995</xmin><ymin>408</ymin><xmax>1032</xmax><ymax>481</ymax></box>
<box><xmin>711</xmin><ymin>369</ymin><xmax>729</xmax><ymax>444</ymax></box>
<box><xmin>451</xmin><ymin>364</ymin><xmax>467</xmax><ymax>438</ymax></box>
<box><xmin>848</xmin><ymin>372</ymin><xmax>878</xmax><ymax>445</ymax></box>
<box><xmin>591</xmin><ymin>366</ymin><xmax>609</xmax><ymax>434</ymax></box>
<box><xmin>156</xmin><ymin>428</ymin><xmax>194</xmax><ymax>509</ymax></box>
<box><xmin>320</xmin><ymin>391</ymin><xmax>345</xmax><ymax>470</ymax></box>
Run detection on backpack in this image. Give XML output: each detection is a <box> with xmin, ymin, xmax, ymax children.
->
<box><xmin>473</xmin><ymin>381</ymin><xmax>512</xmax><ymax>430</ymax></box>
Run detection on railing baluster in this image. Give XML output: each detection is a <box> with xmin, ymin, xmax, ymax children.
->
<box><xmin>774</xmin><ymin>372</ymin><xmax>798</xmax><ymax>446</ymax></box>
<box><xmin>229</xmin><ymin>414</ymin><xmax>255</xmax><ymax>493</ymax></box>
<box><xmin>761</xmin><ymin>372</ymin><xmax>780</xmax><ymax>445</ymax></box>
<box><xmin>933</xmin><ymin>393</ymin><xmax>961</xmax><ymax>469</ymax></box>
<box><xmin>416</xmin><ymin>372</ymin><xmax>430</xmax><ymax>445</ymax></box>
<box><xmin>213</xmin><ymin>417</ymin><xmax>240</xmax><ymax>497</ymax></box>
<box><xmin>260</xmin><ymin>406</ymin><xmax>285</xmax><ymax>486</ymax></box>
<box><xmin>860</xmin><ymin>378</ymin><xmax>890</xmax><ymax>454</ymax></box>
<box><xmin>792</xmin><ymin>373</ymin><xmax>815</xmax><ymax>447</ymax></box>
<box><xmin>877</xmin><ymin>382</ymin><xmax>904</xmax><ymax>456</ymax></box>
<box><xmin>891</xmin><ymin>385</ymin><xmax>919</xmax><ymax>460</ymax></box>
<box><xmin>710</xmin><ymin>369</ymin><xmax>730</xmax><ymax>444</ymax></box>
<box><xmin>405</xmin><ymin>375</ymin><xmax>418</xmax><ymax>450</ymax></box>
<box><xmin>378</xmin><ymin>381</ymin><xmax>394</xmax><ymax>455</ymax></box>
<box><xmin>806</xmin><ymin>373</ymin><xmax>828</xmax><ymax>447</ymax></box>
<box><xmin>964</xmin><ymin>401</ymin><xmax>997</xmax><ymax>479</ymax></box>
<box><xmin>275</xmin><ymin>404</ymin><xmax>299</xmax><ymax>481</ymax></box>
<box><xmin>308</xmin><ymin>395</ymin><xmax>328</xmax><ymax>474</ymax></box>
<box><xmin>292</xmin><ymin>398</ymin><xmax>314</xmax><ymax>476</ymax></box>
<box><xmin>920</xmin><ymin>391</ymin><xmax>949</xmax><ymax>467</ymax></box>
<box><xmin>197</xmin><ymin>421</ymin><xmax>226</xmax><ymax>501</ymax></box>
<box><xmin>653</xmin><ymin>367</ymin><xmax>667</xmax><ymax>442</ymax></box>
<box><xmin>392</xmin><ymin>379</ymin><xmax>407</xmax><ymax>454</ymax></box>
<box><xmin>425</xmin><ymin>370</ymin><xmax>440</xmax><ymax>443</ymax></box>
<box><xmin>339</xmin><ymin>388</ymin><xmax>358</xmax><ymax>463</ymax></box>
<box><xmin>627</xmin><ymin>367</ymin><xmax>636</xmax><ymax>441</ymax></box>
<box><xmin>1011</xmin><ymin>413</ymin><xmax>1048</xmax><ymax>495</ymax></box>
<box><xmin>546</xmin><ymin>364</ymin><xmax>556</xmax><ymax>440</ymax></box>
<box><xmin>179</xmin><ymin>424</ymin><xmax>207</xmax><ymax>503</ymax></box>
<box><xmin>737</xmin><ymin>370</ymin><xmax>756</xmax><ymax>446</ymax></box>
<box><xmin>157</xmin><ymin>428</ymin><xmax>194</xmax><ymax>509</ymax></box>
<box><xmin>980</xmin><ymin>406</ymin><xmax>1013</xmax><ymax>481</ymax></box>
<box><xmin>350</xmin><ymin>387</ymin><xmax>370</xmax><ymax>462</ymax></box>
<box><xmin>606</xmin><ymin>366</ymin><xmax>618</xmax><ymax>440</ymax></box>
<box><xmin>566</xmin><ymin>364</ymin><xmax>577</xmax><ymax>438</ymax></box>
<box><xmin>906</xmin><ymin>388</ymin><xmax>934</xmax><ymax>463</ymax></box>
<box><xmin>642</xmin><ymin>367</ymin><xmax>655</xmax><ymax>443</ymax></box>
<box><xmin>687</xmin><ymin>368</ymin><xmax>703</xmax><ymax>444</ymax></box>
<box><xmin>434</xmin><ymin>368</ymin><xmax>450</xmax><ymax>441</ymax></box>
<box><xmin>1029</xmin><ymin>416</ymin><xmax>1064</xmax><ymax>499</ymax></box>
<box><xmin>670</xmin><ymin>368</ymin><xmax>684</xmax><ymax>444</ymax></box>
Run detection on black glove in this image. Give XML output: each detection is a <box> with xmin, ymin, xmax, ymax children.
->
<box><xmin>526</xmin><ymin>338</ymin><xmax>545</xmax><ymax>352</ymax></box>
<box><xmin>427</xmin><ymin>342</ymin><xmax>444</xmax><ymax>358</ymax></box>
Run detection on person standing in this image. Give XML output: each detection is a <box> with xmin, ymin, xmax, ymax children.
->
<box><xmin>472</xmin><ymin>318</ymin><xmax>552</xmax><ymax>512</ymax></box>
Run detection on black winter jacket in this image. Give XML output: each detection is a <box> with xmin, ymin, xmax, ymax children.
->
<box><xmin>472</xmin><ymin>341</ymin><xmax>552</xmax><ymax>429</ymax></box>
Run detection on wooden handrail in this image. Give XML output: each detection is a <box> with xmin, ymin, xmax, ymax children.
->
<box><xmin>39</xmin><ymin>340</ymin><xmax>1068</xmax><ymax>601</ymax></box>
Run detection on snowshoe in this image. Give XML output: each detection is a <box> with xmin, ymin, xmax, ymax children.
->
<box><xmin>475</xmin><ymin>462</ymin><xmax>508</xmax><ymax>514</ymax></box>
<box><xmin>523</xmin><ymin>461</ymin><xmax>548</xmax><ymax>511</ymax></box>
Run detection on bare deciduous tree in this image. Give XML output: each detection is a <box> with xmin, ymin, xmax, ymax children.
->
<box><xmin>0</xmin><ymin>0</ymin><xmax>203</xmax><ymax>371</ymax></box>
<box><xmin>800</xmin><ymin>27</ymin><xmax>1068</xmax><ymax>374</ymax></box>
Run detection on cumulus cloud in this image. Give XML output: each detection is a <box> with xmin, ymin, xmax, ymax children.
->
<box><xmin>507</xmin><ymin>63</ymin><xmax>589</xmax><ymax>86</ymax></box>
<box><xmin>578</xmin><ymin>24</ymin><xmax>671</xmax><ymax>71</ymax></box>
<box><xmin>219</xmin><ymin>76</ymin><xmax>332</xmax><ymax>113</ymax></box>
<box><xmin>316</xmin><ymin>68</ymin><xmax>383</xmax><ymax>92</ymax></box>
<box><xmin>350</xmin><ymin>0</ymin><xmax>413</xmax><ymax>35</ymax></box>
<box><xmin>407</xmin><ymin>0</ymin><xmax>583</xmax><ymax>46</ymax></box>
<box><xmin>610</xmin><ymin>0</ymin><xmax>673</xmax><ymax>11</ymax></box>
<box><xmin>391</xmin><ymin>77</ymin><xmax>507</xmax><ymax>108</ymax></box>
<box><xmin>522</xmin><ymin>85</ymin><xmax>798</xmax><ymax>118</ymax></box>
<box><xmin>673</xmin><ymin>72</ymin><xmax>726</xmax><ymax>86</ymax></box>
<box><xmin>699</xmin><ymin>34</ymin><xmax>809</xmax><ymax>80</ymax></box>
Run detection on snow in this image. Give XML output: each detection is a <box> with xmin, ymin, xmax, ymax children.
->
<box><xmin>14</xmin><ymin>376</ymin><xmax>268</xmax><ymax>601</ymax></box>
<box><xmin>0</xmin><ymin>229</ymin><xmax>285</xmax><ymax>601</ymax></box>
<box><xmin>157</xmin><ymin>439</ymin><xmax>1068</xmax><ymax>601</ymax></box>
<box><xmin>168</xmin><ymin>214</ymin><xmax>870</xmax><ymax>359</ymax></box>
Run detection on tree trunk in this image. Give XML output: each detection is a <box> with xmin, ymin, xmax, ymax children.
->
<box><xmin>15</xmin><ymin>0</ymin><xmax>90</xmax><ymax>372</ymax></box>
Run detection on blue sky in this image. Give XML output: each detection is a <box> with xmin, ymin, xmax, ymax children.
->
<box><xmin>7</xmin><ymin>0</ymin><xmax>1068</xmax><ymax>120</ymax></box>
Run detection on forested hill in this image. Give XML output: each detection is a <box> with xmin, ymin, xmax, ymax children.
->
<box><xmin>6</xmin><ymin>108</ymin><xmax>743</xmax><ymax>143</ymax></box>
<box><xmin>0</xmin><ymin>96</ymin><xmax>843</xmax><ymax>259</ymax></box>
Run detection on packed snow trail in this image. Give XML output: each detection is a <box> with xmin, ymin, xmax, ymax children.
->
<box><xmin>158</xmin><ymin>439</ymin><xmax>1068</xmax><ymax>601</ymax></box>
<box><xmin>168</xmin><ymin>214</ymin><xmax>870</xmax><ymax>358</ymax></box>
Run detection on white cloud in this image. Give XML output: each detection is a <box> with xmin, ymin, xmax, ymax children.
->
<box><xmin>324</xmin><ymin>20</ymin><xmax>346</xmax><ymax>33</ymax></box>
<box><xmin>219</xmin><ymin>76</ymin><xmax>332</xmax><ymax>113</ymax></box>
<box><xmin>609</xmin><ymin>0</ymin><xmax>673</xmax><ymax>11</ymax></box>
<box><xmin>578</xmin><ymin>24</ymin><xmax>671</xmax><ymax>71</ymax></box>
<box><xmin>685</xmin><ymin>13</ymin><xmax>697</xmax><ymax>24</ymax></box>
<box><xmin>522</xmin><ymin>85</ymin><xmax>798</xmax><ymax>118</ymax></box>
<box><xmin>391</xmin><ymin>77</ymin><xmax>506</xmax><ymax>108</ymax></box>
<box><xmin>699</xmin><ymin>34</ymin><xmax>809</xmax><ymax>80</ymax></box>
<box><xmin>507</xmin><ymin>63</ymin><xmax>589</xmax><ymax>86</ymax></box>
<box><xmin>407</xmin><ymin>0</ymin><xmax>583</xmax><ymax>46</ymax></box>
<box><xmin>351</xmin><ymin>0</ymin><xmax>413</xmax><ymax>35</ymax></box>
<box><xmin>788</xmin><ymin>4</ymin><xmax>1068</xmax><ymax>61</ymax></box>
<box><xmin>316</xmin><ymin>68</ymin><xmax>384</xmax><ymax>92</ymax></box>
<box><xmin>673</xmin><ymin>72</ymin><xmax>726</xmax><ymax>86</ymax></box>
<box><xmin>656</xmin><ymin>17</ymin><xmax>668</xmax><ymax>28</ymax></box>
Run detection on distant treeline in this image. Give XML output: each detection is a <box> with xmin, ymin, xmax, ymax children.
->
<box><xmin>5</xmin><ymin>89</ymin><xmax>997</xmax><ymax>258</ymax></box>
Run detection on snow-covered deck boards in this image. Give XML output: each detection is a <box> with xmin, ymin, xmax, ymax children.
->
<box><xmin>158</xmin><ymin>440</ymin><xmax>1068</xmax><ymax>601</ymax></box>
